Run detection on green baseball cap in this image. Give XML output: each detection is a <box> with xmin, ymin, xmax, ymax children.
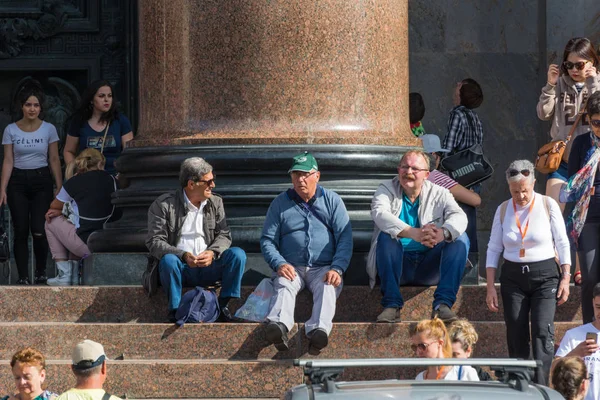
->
<box><xmin>288</xmin><ymin>152</ymin><xmax>319</xmax><ymax>173</ymax></box>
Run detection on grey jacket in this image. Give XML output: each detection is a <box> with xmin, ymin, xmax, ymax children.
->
<box><xmin>146</xmin><ymin>189</ymin><xmax>232</xmax><ymax>261</ymax></box>
<box><xmin>366</xmin><ymin>178</ymin><xmax>467</xmax><ymax>288</ymax></box>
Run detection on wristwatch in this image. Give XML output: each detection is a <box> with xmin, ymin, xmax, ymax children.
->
<box><xmin>442</xmin><ymin>228</ymin><xmax>452</xmax><ymax>241</ymax></box>
<box><xmin>332</xmin><ymin>268</ymin><xmax>343</xmax><ymax>277</ymax></box>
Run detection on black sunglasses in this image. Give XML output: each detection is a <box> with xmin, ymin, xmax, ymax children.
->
<box><xmin>591</xmin><ymin>119</ymin><xmax>600</xmax><ymax>128</ymax></box>
<box><xmin>563</xmin><ymin>60</ymin><xmax>589</xmax><ymax>71</ymax></box>
<box><xmin>508</xmin><ymin>169</ymin><xmax>531</xmax><ymax>177</ymax></box>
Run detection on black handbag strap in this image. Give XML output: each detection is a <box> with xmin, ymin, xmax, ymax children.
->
<box><xmin>0</xmin><ymin>204</ymin><xmax>5</xmax><ymax>229</ymax></box>
<box><xmin>101</xmin><ymin>392</ymin><xmax>112</xmax><ymax>400</ymax></box>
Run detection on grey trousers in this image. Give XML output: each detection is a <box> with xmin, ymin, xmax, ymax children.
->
<box><xmin>266</xmin><ymin>266</ymin><xmax>342</xmax><ymax>335</ymax></box>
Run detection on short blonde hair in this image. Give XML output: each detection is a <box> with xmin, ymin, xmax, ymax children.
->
<box><xmin>399</xmin><ymin>150</ymin><xmax>431</xmax><ymax>171</ymax></box>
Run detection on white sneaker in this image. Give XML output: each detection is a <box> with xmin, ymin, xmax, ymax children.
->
<box><xmin>47</xmin><ymin>261</ymin><xmax>72</xmax><ymax>286</ymax></box>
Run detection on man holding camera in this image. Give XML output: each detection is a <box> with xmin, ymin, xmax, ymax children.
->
<box><xmin>555</xmin><ymin>282</ymin><xmax>600</xmax><ymax>400</ymax></box>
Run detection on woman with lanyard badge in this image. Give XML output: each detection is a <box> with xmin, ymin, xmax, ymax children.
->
<box><xmin>486</xmin><ymin>159</ymin><xmax>571</xmax><ymax>385</ymax></box>
<box><xmin>411</xmin><ymin>317</ymin><xmax>479</xmax><ymax>381</ymax></box>
<box><xmin>44</xmin><ymin>149</ymin><xmax>117</xmax><ymax>285</ymax></box>
<box><xmin>64</xmin><ymin>80</ymin><xmax>133</xmax><ymax>176</ymax></box>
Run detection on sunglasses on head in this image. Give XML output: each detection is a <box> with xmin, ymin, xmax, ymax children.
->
<box><xmin>563</xmin><ymin>60</ymin><xmax>589</xmax><ymax>71</ymax></box>
<box><xmin>591</xmin><ymin>119</ymin><xmax>600</xmax><ymax>128</ymax></box>
<box><xmin>508</xmin><ymin>169</ymin><xmax>531</xmax><ymax>177</ymax></box>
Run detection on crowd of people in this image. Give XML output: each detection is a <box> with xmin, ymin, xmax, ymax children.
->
<box><xmin>3</xmin><ymin>36</ymin><xmax>600</xmax><ymax>397</ymax></box>
<box><xmin>1</xmin><ymin>79</ymin><xmax>131</xmax><ymax>285</ymax></box>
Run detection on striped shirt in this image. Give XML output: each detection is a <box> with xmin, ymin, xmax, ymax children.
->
<box><xmin>428</xmin><ymin>170</ymin><xmax>458</xmax><ymax>190</ymax></box>
<box><xmin>442</xmin><ymin>105</ymin><xmax>484</xmax><ymax>153</ymax></box>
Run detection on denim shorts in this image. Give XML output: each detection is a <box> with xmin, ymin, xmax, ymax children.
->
<box><xmin>547</xmin><ymin>161</ymin><xmax>568</xmax><ymax>181</ymax></box>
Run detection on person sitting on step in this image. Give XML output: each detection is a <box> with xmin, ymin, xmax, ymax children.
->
<box><xmin>44</xmin><ymin>149</ymin><xmax>117</xmax><ymax>286</ymax></box>
<box><xmin>145</xmin><ymin>157</ymin><xmax>246</xmax><ymax>323</ymax></box>
<box><xmin>367</xmin><ymin>150</ymin><xmax>469</xmax><ymax>323</ymax></box>
<box><xmin>261</xmin><ymin>152</ymin><xmax>353</xmax><ymax>355</ymax></box>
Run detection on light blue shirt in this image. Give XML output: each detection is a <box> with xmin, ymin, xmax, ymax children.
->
<box><xmin>399</xmin><ymin>193</ymin><xmax>427</xmax><ymax>252</ymax></box>
<box><xmin>260</xmin><ymin>186</ymin><xmax>353</xmax><ymax>272</ymax></box>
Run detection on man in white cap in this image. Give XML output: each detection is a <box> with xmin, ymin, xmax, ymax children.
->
<box><xmin>57</xmin><ymin>339</ymin><xmax>121</xmax><ymax>400</ymax></box>
<box><xmin>261</xmin><ymin>152</ymin><xmax>353</xmax><ymax>355</ymax></box>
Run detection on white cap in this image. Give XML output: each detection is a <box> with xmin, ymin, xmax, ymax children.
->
<box><xmin>72</xmin><ymin>339</ymin><xmax>107</xmax><ymax>370</ymax></box>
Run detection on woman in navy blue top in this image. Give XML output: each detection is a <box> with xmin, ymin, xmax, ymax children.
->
<box><xmin>64</xmin><ymin>80</ymin><xmax>134</xmax><ymax>175</ymax></box>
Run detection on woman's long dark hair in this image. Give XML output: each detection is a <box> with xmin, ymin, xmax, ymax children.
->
<box><xmin>14</xmin><ymin>80</ymin><xmax>45</xmax><ymax>120</ymax></box>
<box><xmin>561</xmin><ymin>37</ymin><xmax>600</xmax><ymax>75</ymax></box>
<box><xmin>70</xmin><ymin>79</ymin><xmax>119</xmax><ymax>131</ymax></box>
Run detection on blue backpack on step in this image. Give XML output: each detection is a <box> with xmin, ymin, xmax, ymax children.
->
<box><xmin>175</xmin><ymin>286</ymin><xmax>220</xmax><ymax>326</ymax></box>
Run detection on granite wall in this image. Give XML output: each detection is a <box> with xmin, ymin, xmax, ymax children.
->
<box><xmin>409</xmin><ymin>0</ymin><xmax>600</xmax><ymax>272</ymax></box>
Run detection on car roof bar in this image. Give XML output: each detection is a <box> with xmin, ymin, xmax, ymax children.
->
<box><xmin>294</xmin><ymin>358</ymin><xmax>539</xmax><ymax>368</ymax></box>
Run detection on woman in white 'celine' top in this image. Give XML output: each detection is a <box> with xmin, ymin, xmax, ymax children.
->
<box><xmin>485</xmin><ymin>159</ymin><xmax>571</xmax><ymax>386</ymax></box>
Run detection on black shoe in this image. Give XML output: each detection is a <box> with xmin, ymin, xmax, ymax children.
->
<box><xmin>265</xmin><ymin>321</ymin><xmax>289</xmax><ymax>351</ymax></box>
<box><xmin>308</xmin><ymin>328</ymin><xmax>328</xmax><ymax>356</ymax></box>
<box><xmin>217</xmin><ymin>306</ymin><xmax>240</xmax><ymax>322</ymax></box>
<box><xmin>431</xmin><ymin>304</ymin><xmax>457</xmax><ymax>323</ymax></box>
<box><xmin>166</xmin><ymin>309</ymin><xmax>177</xmax><ymax>323</ymax></box>
<box><xmin>34</xmin><ymin>275</ymin><xmax>48</xmax><ymax>285</ymax></box>
<box><xmin>16</xmin><ymin>278</ymin><xmax>30</xmax><ymax>285</ymax></box>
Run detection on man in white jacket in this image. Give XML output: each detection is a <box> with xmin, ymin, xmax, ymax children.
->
<box><xmin>368</xmin><ymin>150</ymin><xmax>469</xmax><ymax>323</ymax></box>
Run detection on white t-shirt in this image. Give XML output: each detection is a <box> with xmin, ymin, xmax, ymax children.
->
<box><xmin>176</xmin><ymin>190</ymin><xmax>208</xmax><ymax>255</ymax></box>
<box><xmin>415</xmin><ymin>365</ymin><xmax>480</xmax><ymax>381</ymax></box>
<box><xmin>2</xmin><ymin>121</ymin><xmax>59</xmax><ymax>169</ymax></box>
<box><xmin>556</xmin><ymin>323</ymin><xmax>600</xmax><ymax>400</ymax></box>
<box><xmin>486</xmin><ymin>193</ymin><xmax>571</xmax><ymax>268</ymax></box>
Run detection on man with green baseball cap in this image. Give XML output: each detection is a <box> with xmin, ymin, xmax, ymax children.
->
<box><xmin>288</xmin><ymin>151</ymin><xmax>319</xmax><ymax>173</ymax></box>
<box><xmin>261</xmin><ymin>151</ymin><xmax>353</xmax><ymax>356</ymax></box>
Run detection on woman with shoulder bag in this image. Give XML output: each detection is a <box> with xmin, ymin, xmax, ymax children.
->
<box><xmin>486</xmin><ymin>160</ymin><xmax>571</xmax><ymax>386</ymax></box>
<box><xmin>0</xmin><ymin>81</ymin><xmax>62</xmax><ymax>285</ymax></box>
<box><xmin>538</xmin><ymin>37</ymin><xmax>600</xmax><ymax>211</ymax></box>
<box><xmin>64</xmin><ymin>80</ymin><xmax>134</xmax><ymax>176</ymax></box>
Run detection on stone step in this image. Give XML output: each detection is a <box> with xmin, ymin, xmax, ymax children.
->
<box><xmin>0</xmin><ymin>322</ymin><xmax>579</xmax><ymax>361</ymax></box>
<box><xmin>0</xmin><ymin>360</ymin><xmax>300</xmax><ymax>399</ymax></box>
<box><xmin>0</xmin><ymin>285</ymin><xmax>584</xmax><ymax>323</ymax></box>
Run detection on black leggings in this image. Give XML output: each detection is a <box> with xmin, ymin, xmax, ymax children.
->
<box><xmin>6</xmin><ymin>167</ymin><xmax>53</xmax><ymax>279</ymax></box>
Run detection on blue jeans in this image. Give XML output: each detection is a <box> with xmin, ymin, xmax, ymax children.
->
<box><xmin>159</xmin><ymin>248</ymin><xmax>246</xmax><ymax>311</ymax></box>
<box><xmin>376</xmin><ymin>231</ymin><xmax>469</xmax><ymax>309</ymax></box>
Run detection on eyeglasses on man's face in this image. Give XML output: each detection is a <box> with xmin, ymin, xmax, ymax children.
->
<box><xmin>291</xmin><ymin>171</ymin><xmax>317</xmax><ymax>180</ymax></box>
<box><xmin>508</xmin><ymin>169</ymin><xmax>531</xmax><ymax>177</ymax></box>
<box><xmin>563</xmin><ymin>60</ymin><xmax>590</xmax><ymax>71</ymax></box>
<box><xmin>590</xmin><ymin>119</ymin><xmax>600</xmax><ymax>128</ymax></box>
<box><xmin>399</xmin><ymin>165</ymin><xmax>428</xmax><ymax>173</ymax></box>
<box><xmin>195</xmin><ymin>176</ymin><xmax>216</xmax><ymax>186</ymax></box>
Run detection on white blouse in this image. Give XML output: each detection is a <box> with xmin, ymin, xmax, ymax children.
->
<box><xmin>486</xmin><ymin>193</ymin><xmax>571</xmax><ymax>268</ymax></box>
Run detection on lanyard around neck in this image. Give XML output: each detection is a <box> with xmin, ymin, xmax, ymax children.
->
<box><xmin>513</xmin><ymin>195</ymin><xmax>536</xmax><ymax>257</ymax></box>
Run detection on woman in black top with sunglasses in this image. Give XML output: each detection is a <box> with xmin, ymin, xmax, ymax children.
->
<box><xmin>565</xmin><ymin>92</ymin><xmax>600</xmax><ymax>324</ymax></box>
<box><xmin>537</xmin><ymin>37</ymin><xmax>600</xmax><ymax>213</ymax></box>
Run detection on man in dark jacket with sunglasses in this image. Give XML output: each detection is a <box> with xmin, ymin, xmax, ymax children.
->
<box><xmin>261</xmin><ymin>152</ymin><xmax>353</xmax><ymax>356</ymax></box>
<box><xmin>145</xmin><ymin>157</ymin><xmax>246</xmax><ymax>322</ymax></box>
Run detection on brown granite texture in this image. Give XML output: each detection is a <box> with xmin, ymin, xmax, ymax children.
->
<box><xmin>136</xmin><ymin>0</ymin><xmax>414</xmax><ymax>147</ymax></box>
<box><xmin>0</xmin><ymin>361</ymin><xmax>300</xmax><ymax>399</ymax></box>
<box><xmin>0</xmin><ymin>321</ymin><xmax>580</xmax><ymax>361</ymax></box>
<box><xmin>0</xmin><ymin>285</ymin><xmax>583</xmax><ymax>323</ymax></box>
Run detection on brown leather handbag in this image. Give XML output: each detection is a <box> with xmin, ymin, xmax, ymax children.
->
<box><xmin>535</xmin><ymin>108</ymin><xmax>585</xmax><ymax>174</ymax></box>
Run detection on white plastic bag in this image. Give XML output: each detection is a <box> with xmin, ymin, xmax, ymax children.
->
<box><xmin>234</xmin><ymin>278</ymin><xmax>274</xmax><ymax>322</ymax></box>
